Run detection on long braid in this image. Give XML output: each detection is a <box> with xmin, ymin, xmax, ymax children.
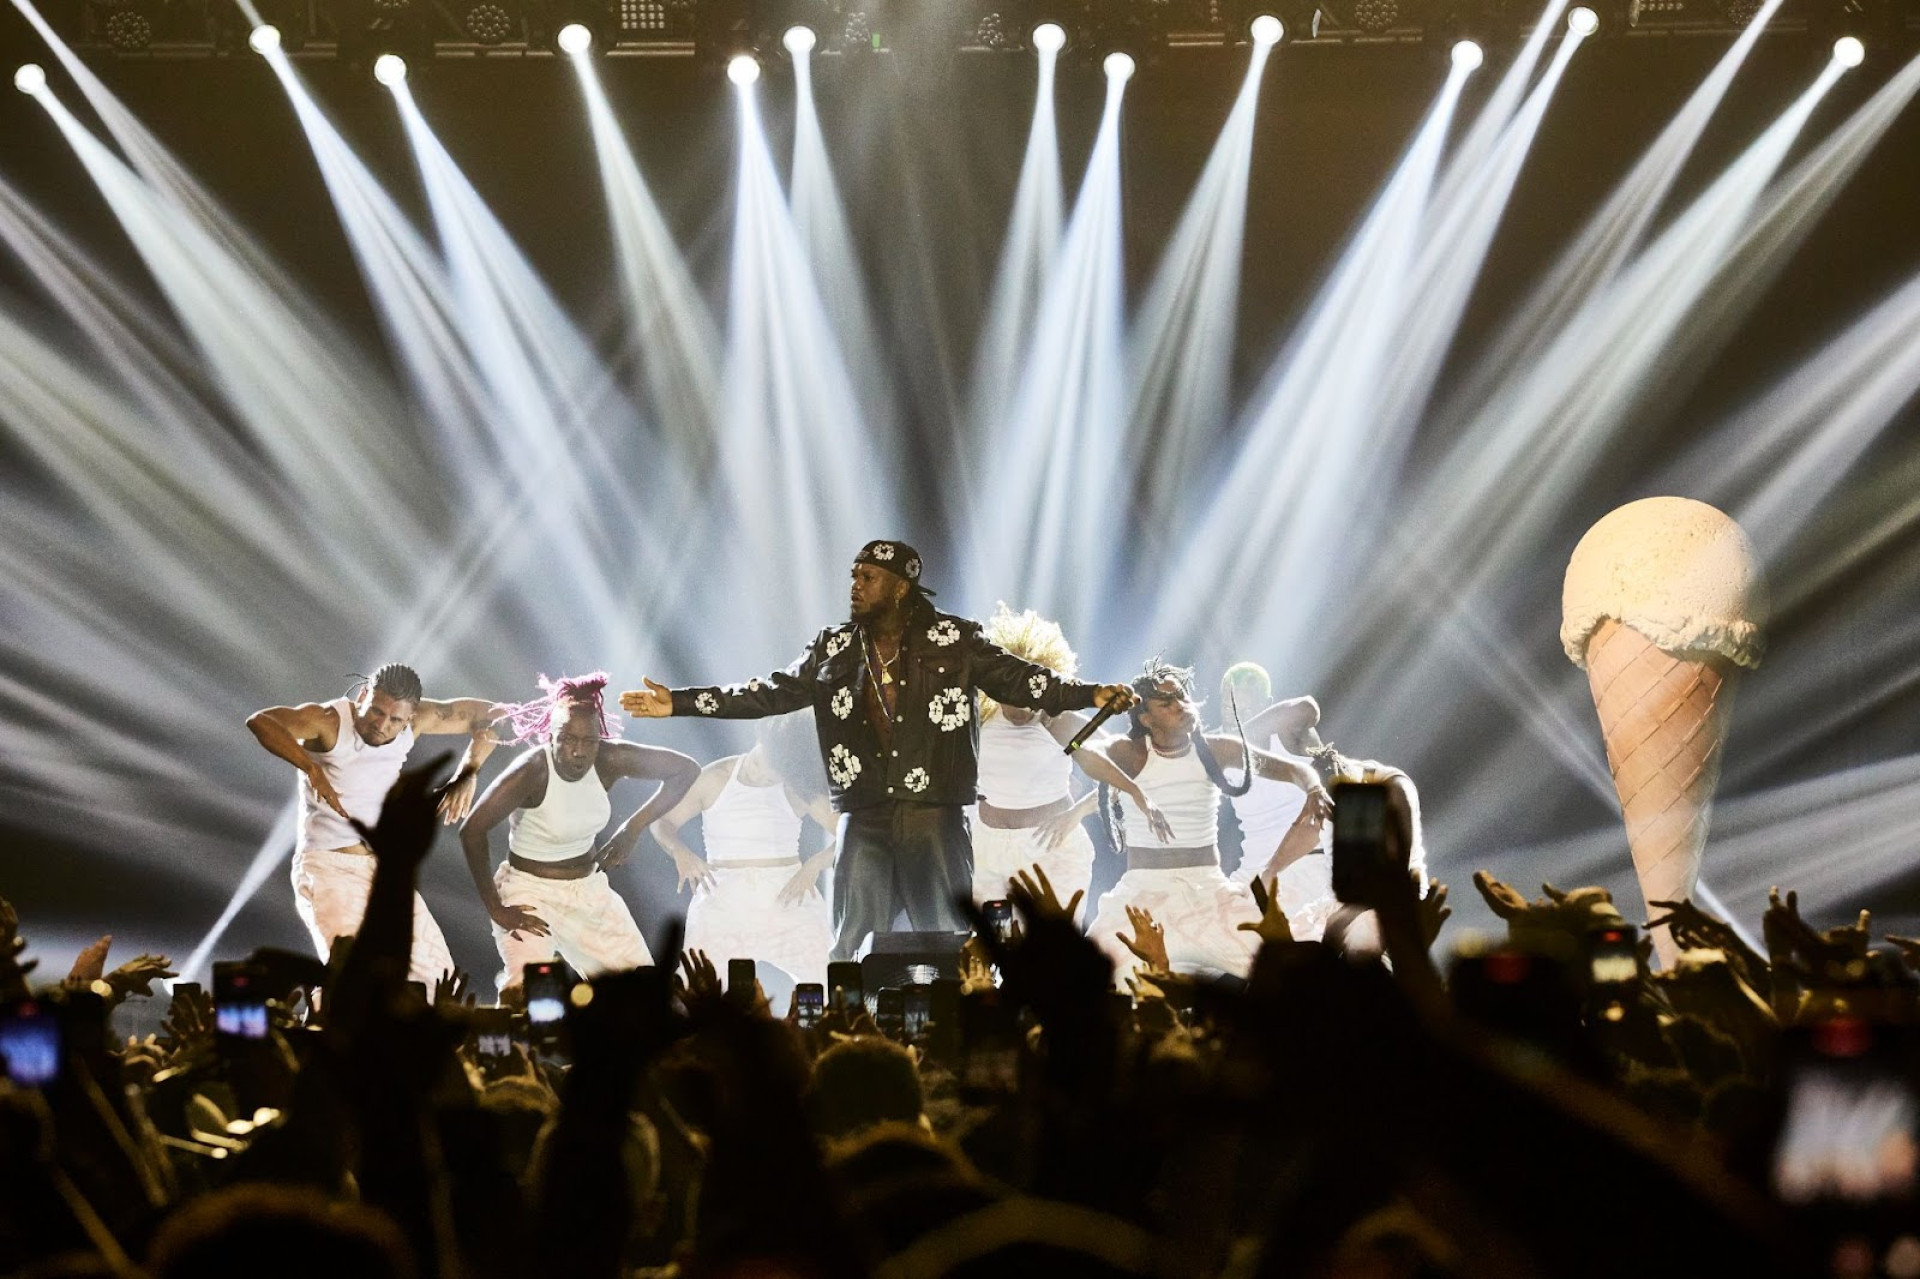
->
<box><xmin>1195</xmin><ymin>686</ymin><xmax>1254</xmax><ymax>798</ymax></box>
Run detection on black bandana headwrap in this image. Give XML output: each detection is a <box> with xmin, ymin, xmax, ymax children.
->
<box><xmin>854</xmin><ymin>539</ymin><xmax>935</xmax><ymax>596</ymax></box>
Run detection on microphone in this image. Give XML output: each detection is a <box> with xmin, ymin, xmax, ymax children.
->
<box><xmin>1064</xmin><ymin>699</ymin><xmax>1125</xmax><ymax>755</ymax></box>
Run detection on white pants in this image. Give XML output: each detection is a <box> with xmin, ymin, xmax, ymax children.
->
<box><xmin>683</xmin><ymin>862</ymin><xmax>833</xmax><ymax>987</ymax></box>
<box><xmin>492</xmin><ymin>863</ymin><xmax>652</xmax><ymax>994</ymax></box>
<box><xmin>1087</xmin><ymin>863</ymin><xmax>1260</xmax><ymax>981</ymax></box>
<box><xmin>970</xmin><ymin>822</ymin><xmax>1095</xmax><ymax>924</ymax></box>
<box><xmin>292</xmin><ymin>845</ymin><xmax>455</xmax><ymax>986</ymax></box>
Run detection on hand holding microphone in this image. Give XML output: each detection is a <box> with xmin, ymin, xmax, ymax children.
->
<box><xmin>1064</xmin><ymin>684</ymin><xmax>1136</xmax><ymax>755</ymax></box>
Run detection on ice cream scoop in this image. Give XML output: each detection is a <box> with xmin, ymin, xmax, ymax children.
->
<box><xmin>1562</xmin><ymin>497</ymin><xmax>1767</xmax><ymax>964</ymax></box>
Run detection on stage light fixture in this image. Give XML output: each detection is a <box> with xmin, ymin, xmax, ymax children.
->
<box><xmin>462</xmin><ymin>0</ymin><xmax>520</xmax><ymax>45</ymax></box>
<box><xmin>1250</xmin><ymin>12</ymin><xmax>1284</xmax><ymax>42</ymax></box>
<box><xmin>782</xmin><ymin>22</ymin><xmax>814</xmax><ymax>52</ymax></box>
<box><xmin>101</xmin><ymin>7</ymin><xmax>155</xmax><ymax>52</ymax></box>
<box><xmin>248</xmin><ymin>22</ymin><xmax>281</xmax><ymax>51</ymax></box>
<box><xmin>728</xmin><ymin>50</ymin><xmax>760</xmax><ymax>81</ymax></box>
<box><xmin>1031</xmin><ymin>18</ymin><xmax>1065</xmax><ymax>50</ymax></box>
<box><xmin>374</xmin><ymin>51</ymin><xmax>408</xmax><ymax>82</ymax></box>
<box><xmin>1568</xmin><ymin>5</ymin><xmax>1598</xmax><ymax>32</ymax></box>
<box><xmin>1833</xmin><ymin>32</ymin><xmax>1865</xmax><ymax>62</ymax></box>
<box><xmin>13</xmin><ymin>62</ymin><xmax>46</xmax><ymax>93</ymax></box>
<box><xmin>557</xmin><ymin>19</ymin><xmax>592</xmax><ymax>49</ymax></box>
<box><xmin>1451</xmin><ymin>36</ymin><xmax>1482</xmax><ymax>66</ymax></box>
<box><xmin>1103</xmin><ymin>48</ymin><xmax>1133</xmax><ymax>77</ymax></box>
<box><xmin>842</xmin><ymin>8</ymin><xmax>872</xmax><ymax>48</ymax></box>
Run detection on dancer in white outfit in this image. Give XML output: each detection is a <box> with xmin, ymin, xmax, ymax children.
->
<box><xmin>1085</xmin><ymin>659</ymin><xmax>1332</xmax><ymax>980</ymax></box>
<box><xmin>458</xmin><ymin>672</ymin><xmax>698</xmax><ymax>994</ymax></box>
<box><xmin>246</xmin><ymin>663</ymin><xmax>502</xmax><ymax>985</ymax></box>
<box><xmin>652</xmin><ymin>714</ymin><xmax>838</xmax><ymax>990</ymax></box>
<box><xmin>1216</xmin><ymin>662</ymin><xmax>1339</xmax><ymax>940</ymax></box>
<box><xmin>972</xmin><ymin>605</ymin><xmax>1172</xmax><ymax>920</ymax></box>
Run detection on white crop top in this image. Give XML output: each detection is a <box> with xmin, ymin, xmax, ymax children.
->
<box><xmin>299</xmin><ymin>698</ymin><xmax>414</xmax><ymax>854</ymax></box>
<box><xmin>508</xmin><ymin>750</ymin><xmax>613</xmax><ymax>862</ymax></box>
<box><xmin>976</xmin><ymin>714</ymin><xmax>1073</xmax><ymax>809</ymax></box>
<box><xmin>1121</xmin><ymin>743</ymin><xmax>1221</xmax><ymax>849</ymax></box>
<box><xmin>1225</xmin><ymin>733</ymin><xmax>1316</xmax><ymax>862</ymax></box>
<box><xmin>703</xmin><ymin>759</ymin><xmax>804</xmax><ymax>863</ymax></box>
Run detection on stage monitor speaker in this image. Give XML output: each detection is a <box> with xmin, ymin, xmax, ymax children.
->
<box><xmin>855</xmin><ymin>930</ymin><xmax>969</xmax><ymax>988</ymax></box>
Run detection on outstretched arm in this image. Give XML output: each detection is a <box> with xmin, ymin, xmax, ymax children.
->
<box><xmin>595</xmin><ymin>742</ymin><xmax>702</xmax><ymax>868</ymax></box>
<box><xmin>413</xmin><ymin>698</ymin><xmax>508</xmax><ymax>822</ymax></box>
<box><xmin>1220</xmin><ymin>739</ymin><xmax>1334</xmax><ymax>824</ymax></box>
<box><xmin>1047</xmin><ymin>712</ymin><xmax>1174</xmax><ymax>845</ymax></box>
<box><xmin>623</xmin><ymin>635</ymin><xmax>827</xmax><ymax>721</ymax></box>
<box><xmin>643</xmin><ymin>755</ymin><xmax>730</xmax><ymax>891</ymax></box>
<box><xmin>1239</xmin><ymin>694</ymin><xmax>1321</xmax><ymax>750</ymax></box>
<box><xmin>247</xmin><ymin>702</ymin><xmax>346</xmax><ymax>817</ymax></box>
<box><xmin>459</xmin><ymin>753</ymin><xmax>550</xmax><ymax>939</ymax></box>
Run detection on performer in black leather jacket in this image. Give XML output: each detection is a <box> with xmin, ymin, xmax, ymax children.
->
<box><xmin>620</xmin><ymin>539</ymin><xmax>1137</xmax><ymax>958</ymax></box>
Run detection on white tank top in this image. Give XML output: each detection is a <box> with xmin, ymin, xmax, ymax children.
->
<box><xmin>508</xmin><ymin>749</ymin><xmax>613</xmax><ymax>862</ymax></box>
<box><xmin>1122</xmin><ymin>742</ymin><xmax>1220</xmax><ymax>849</ymax></box>
<box><xmin>703</xmin><ymin>758</ymin><xmax>803</xmax><ymax>864</ymax></box>
<box><xmin>976</xmin><ymin>714</ymin><xmax>1073</xmax><ymax>808</ymax></box>
<box><xmin>1225</xmin><ymin>733</ymin><xmax>1316</xmax><ymax>862</ymax></box>
<box><xmin>299</xmin><ymin>698</ymin><xmax>414</xmax><ymax>853</ymax></box>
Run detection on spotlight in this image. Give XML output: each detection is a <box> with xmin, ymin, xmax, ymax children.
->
<box><xmin>1249</xmin><ymin>12</ymin><xmax>1284</xmax><ymax>42</ymax></box>
<box><xmin>1451</xmin><ymin>37</ymin><xmax>1482</xmax><ymax>66</ymax></box>
<box><xmin>248</xmin><ymin>22</ymin><xmax>281</xmax><ymax>51</ymax></box>
<box><xmin>782</xmin><ymin>22</ymin><xmax>815</xmax><ymax>53</ymax></box>
<box><xmin>557</xmin><ymin>19</ymin><xmax>592</xmax><ymax>51</ymax></box>
<box><xmin>1832</xmin><ymin>33</ymin><xmax>1865</xmax><ymax>63</ymax></box>
<box><xmin>1031</xmin><ymin>19</ymin><xmax>1065</xmax><ymax>51</ymax></box>
<box><xmin>1103</xmin><ymin>49</ymin><xmax>1134</xmax><ymax>78</ymax></box>
<box><xmin>13</xmin><ymin>62</ymin><xmax>46</xmax><ymax>94</ymax></box>
<box><xmin>373</xmin><ymin>52</ymin><xmax>408</xmax><ymax>83</ymax></box>
<box><xmin>1568</xmin><ymin>5</ymin><xmax>1598</xmax><ymax>32</ymax></box>
<box><xmin>727</xmin><ymin>51</ymin><xmax>760</xmax><ymax>82</ymax></box>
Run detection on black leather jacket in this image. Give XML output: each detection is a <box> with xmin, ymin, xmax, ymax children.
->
<box><xmin>669</xmin><ymin>602</ymin><xmax>1101</xmax><ymax>811</ymax></box>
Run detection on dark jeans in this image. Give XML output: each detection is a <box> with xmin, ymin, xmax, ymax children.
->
<box><xmin>831</xmin><ymin>802</ymin><xmax>971</xmax><ymax>960</ymax></box>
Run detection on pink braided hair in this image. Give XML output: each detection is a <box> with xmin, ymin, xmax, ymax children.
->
<box><xmin>500</xmin><ymin>671</ymin><xmax>619</xmax><ymax>745</ymax></box>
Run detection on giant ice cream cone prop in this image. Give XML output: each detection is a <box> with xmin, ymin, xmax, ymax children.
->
<box><xmin>1561</xmin><ymin>498</ymin><xmax>1767</xmax><ymax>965</ymax></box>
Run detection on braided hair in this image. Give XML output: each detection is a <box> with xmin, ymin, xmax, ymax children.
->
<box><xmin>1100</xmin><ymin>657</ymin><xmax>1255</xmax><ymax>856</ymax></box>
<box><xmin>499</xmin><ymin>672</ymin><xmax>619</xmax><ymax>745</ymax></box>
<box><xmin>350</xmin><ymin>662</ymin><xmax>423</xmax><ymax>706</ymax></box>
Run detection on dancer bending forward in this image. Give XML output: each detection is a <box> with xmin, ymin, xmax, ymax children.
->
<box><xmin>1086</xmin><ymin>659</ymin><xmax>1332</xmax><ymax>980</ymax></box>
<box><xmin>459</xmin><ymin>673</ymin><xmax>698</xmax><ymax>994</ymax></box>
<box><xmin>652</xmin><ymin>714</ymin><xmax>838</xmax><ymax>990</ymax></box>
<box><xmin>972</xmin><ymin>604</ymin><xmax>1172</xmax><ymax>921</ymax></box>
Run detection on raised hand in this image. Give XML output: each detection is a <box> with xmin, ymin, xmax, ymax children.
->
<box><xmin>67</xmin><ymin>934</ymin><xmax>113</xmax><ymax>985</ymax></box>
<box><xmin>1418</xmin><ymin>882</ymin><xmax>1452</xmax><ymax>947</ymax></box>
<box><xmin>1010</xmin><ymin>864</ymin><xmax>1083</xmax><ymax>925</ymax></box>
<box><xmin>1238</xmin><ymin>876</ymin><xmax>1295</xmax><ymax>947</ymax></box>
<box><xmin>350</xmin><ymin>752</ymin><xmax>457</xmax><ymax>871</ymax></box>
<box><xmin>959</xmin><ymin>933</ymin><xmax>995</xmax><ymax>994</ymax></box>
<box><xmin>1473</xmin><ymin>870</ymin><xmax>1531</xmax><ymax>920</ymax></box>
<box><xmin>1118</xmin><ymin>905</ymin><xmax>1170</xmax><ymax>974</ymax></box>
<box><xmin>677</xmin><ymin>948</ymin><xmax>723</xmax><ymax>1004</ymax></box>
<box><xmin>0</xmin><ymin>896</ymin><xmax>33</xmax><ymax>999</ymax></box>
<box><xmin>1887</xmin><ymin>935</ymin><xmax>1920</xmax><ymax>972</ymax></box>
<box><xmin>105</xmin><ymin>954</ymin><xmax>177</xmax><ymax>1002</ymax></box>
<box><xmin>433</xmin><ymin>968</ymin><xmax>475</xmax><ymax>1008</ymax></box>
<box><xmin>160</xmin><ymin>984</ymin><xmax>216</xmax><ymax>1062</ymax></box>
<box><xmin>618</xmin><ymin>679</ymin><xmax>674</xmax><ymax>719</ymax></box>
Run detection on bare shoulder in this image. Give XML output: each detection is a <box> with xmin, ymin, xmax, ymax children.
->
<box><xmin>1105</xmin><ymin>737</ymin><xmax>1148</xmax><ymax>777</ymax></box>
